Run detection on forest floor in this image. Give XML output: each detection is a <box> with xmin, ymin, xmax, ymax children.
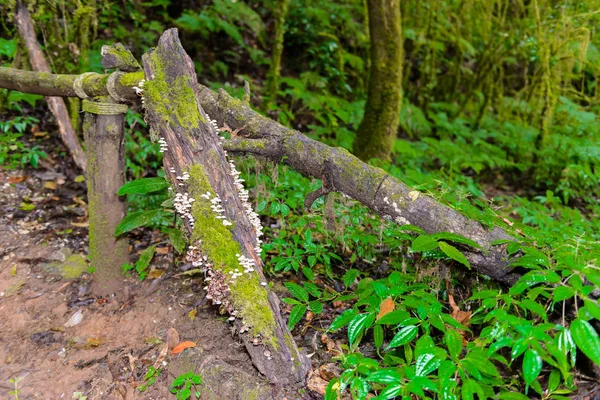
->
<box><xmin>0</xmin><ymin>129</ymin><xmax>338</xmax><ymax>400</ymax></box>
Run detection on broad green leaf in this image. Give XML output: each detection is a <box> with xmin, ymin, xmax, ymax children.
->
<box><xmin>301</xmin><ymin>266</ymin><xmax>315</xmax><ymax>282</ymax></box>
<box><xmin>284</xmin><ymin>282</ymin><xmax>309</xmax><ymax>302</ymax></box>
<box><xmin>343</xmin><ymin>269</ymin><xmax>360</xmax><ymax>287</ymax></box>
<box><xmin>348</xmin><ymin>313</ymin><xmax>374</xmax><ymax>346</ymax></box>
<box><xmin>444</xmin><ymin>329</ymin><xmax>463</xmax><ymax>359</ymax></box>
<box><xmin>376</xmin><ymin>310</ymin><xmax>410</xmax><ymax>325</ymax></box>
<box><xmin>553</xmin><ymin>286</ymin><xmax>576</xmax><ymax>302</ymax></box>
<box><xmin>378</xmin><ymin>383</ymin><xmax>403</xmax><ymax>399</ymax></box>
<box><xmin>373</xmin><ymin>325</ymin><xmax>384</xmax><ymax>348</ymax></box>
<box><xmin>168</xmin><ymin>229</ymin><xmax>186</xmax><ymax>254</ymax></box>
<box><xmin>583</xmin><ymin>300</ymin><xmax>600</xmax><ymax>320</ymax></box>
<box><xmin>115</xmin><ymin>209</ymin><xmax>166</xmax><ymax>236</ymax></box>
<box><xmin>387</xmin><ymin>325</ymin><xmax>418</xmax><ymax>350</ymax></box>
<box><xmin>509</xmin><ymin>270</ymin><xmax>561</xmax><ymax>295</ymax></box>
<box><xmin>411</xmin><ymin>235</ymin><xmax>439</xmax><ymax>252</ymax></box>
<box><xmin>308</xmin><ymin>300</ymin><xmax>323</xmax><ymax>314</ymax></box>
<box><xmin>571</xmin><ymin>319</ymin><xmax>600</xmax><ymax>365</ymax></box>
<box><xmin>135</xmin><ymin>245</ymin><xmax>156</xmax><ymax>280</ymax></box>
<box><xmin>438</xmin><ymin>241</ymin><xmax>470</xmax><ymax>268</ymax></box>
<box><xmin>462</xmin><ymin>379</ymin><xmax>485</xmax><ymax>400</ymax></box>
<box><xmin>431</xmin><ymin>232</ymin><xmax>483</xmax><ymax>250</ymax></box>
<box><xmin>303</xmin><ymin>281</ymin><xmax>322</xmax><ymax>297</ymax></box>
<box><xmin>522</xmin><ymin>349</ymin><xmax>542</xmax><ymax>385</ymax></box>
<box><xmin>324</xmin><ymin>379</ymin><xmax>339</xmax><ymax>400</ymax></box>
<box><xmin>329</xmin><ymin>309</ymin><xmax>358</xmax><ymax>331</ymax></box>
<box><xmin>416</xmin><ymin>353</ymin><xmax>441</xmax><ymax>376</ymax></box>
<box><xmin>366</xmin><ymin>368</ymin><xmax>402</xmax><ymax>383</ymax></box>
<box><xmin>117</xmin><ymin>177</ymin><xmax>168</xmax><ymax>196</ymax></box>
<box><xmin>288</xmin><ymin>304</ymin><xmax>306</xmax><ymax>330</ymax></box>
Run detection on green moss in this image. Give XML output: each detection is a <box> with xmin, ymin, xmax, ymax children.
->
<box><xmin>142</xmin><ymin>50</ymin><xmax>206</xmax><ymax>135</ymax></box>
<box><xmin>119</xmin><ymin>71</ymin><xmax>145</xmax><ymax>87</ymax></box>
<box><xmin>186</xmin><ymin>164</ymin><xmax>277</xmax><ymax>347</ymax></box>
<box><xmin>45</xmin><ymin>254</ymin><xmax>89</xmax><ymax>279</ymax></box>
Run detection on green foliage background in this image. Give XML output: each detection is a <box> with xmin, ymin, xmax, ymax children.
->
<box><xmin>1</xmin><ymin>0</ymin><xmax>600</xmax><ymax>398</ymax></box>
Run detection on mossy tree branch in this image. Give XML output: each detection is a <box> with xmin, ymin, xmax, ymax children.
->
<box><xmin>200</xmin><ymin>88</ymin><xmax>520</xmax><ymax>285</ymax></box>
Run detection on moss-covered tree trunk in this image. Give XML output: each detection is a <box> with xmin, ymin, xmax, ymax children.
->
<box><xmin>141</xmin><ymin>29</ymin><xmax>310</xmax><ymax>387</ymax></box>
<box><xmin>353</xmin><ymin>0</ymin><xmax>403</xmax><ymax>161</ymax></box>
<box><xmin>83</xmin><ymin>98</ymin><xmax>130</xmax><ymax>296</ymax></box>
<box><xmin>264</xmin><ymin>0</ymin><xmax>290</xmax><ymax>106</ymax></box>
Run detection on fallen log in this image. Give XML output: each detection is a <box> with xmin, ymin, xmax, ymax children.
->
<box><xmin>15</xmin><ymin>0</ymin><xmax>87</xmax><ymax>171</ymax></box>
<box><xmin>140</xmin><ymin>29</ymin><xmax>310</xmax><ymax>386</ymax></box>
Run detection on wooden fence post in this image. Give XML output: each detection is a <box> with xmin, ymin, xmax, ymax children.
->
<box><xmin>82</xmin><ymin>96</ymin><xmax>130</xmax><ymax>296</ymax></box>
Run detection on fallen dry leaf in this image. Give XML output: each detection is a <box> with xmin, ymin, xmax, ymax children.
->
<box><xmin>376</xmin><ymin>297</ymin><xmax>395</xmax><ymax>321</ymax></box>
<box><xmin>155</xmin><ymin>247</ymin><xmax>169</xmax><ymax>255</ymax></box>
<box><xmin>172</xmin><ymin>341</ymin><xmax>196</xmax><ymax>354</ymax></box>
<box><xmin>448</xmin><ymin>293</ymin><xmax>472</xmax><ymax>326</ymax></box>
<box><xmin>8</xmin><ymin>176</ymin><xmax>26</xmax><ymax>184</ymax></box>
<box><xmin>148</xmin><ymin>269</ymin><xmax>165</xmax><ymax>279</ymax></box>
<box><xmin>44</xmin><ymin>181</ymin><xmax>57</xmax><ymax>190</ymax></box>
<box><xmin>70</xmin><ymin>221</ymin><xmax>89</xmax><ymax>228</ymax></box>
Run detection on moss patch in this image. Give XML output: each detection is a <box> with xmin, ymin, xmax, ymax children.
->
<box><xmin>142</xmin><ymin>49</ymin><xmax>206</xmax><ymax>134</ymax></box>
<box><xmin>186</xmin><ymin>164</ymin><xmax>277</xmax><ymax>347</ymax></box>
<box><xmin>44</xmin><ymin>254</ymin><xmax>88</xmax><ymax>279</ymax></box>
<box><xmin>119</xmin><ymin>71</ymin><xmax>145</xmax><ymax>88</ymax></box>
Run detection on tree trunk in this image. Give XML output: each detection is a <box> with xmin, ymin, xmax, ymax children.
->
<box><xmin>83</xmin><ymin>98</ymin><xmax>130</xmax><ymax>296</ymax></box>
<box><xmin>14</xmin><ymin>0</ymin><xmax>87</xmax><ymax>172</ymax></box>
<box><xmin>141</xmin><ymin>29</ymin><xmax>310</xmax><ymax>386</ymax></box>
<box><xmin>264</xmin><ymin>0</ymin><xmax>290</xmax><ymax>106</ymax></box>
<box><xmin>353</xmin><ymin>0</ymin><xmax>403</xmax><ymax>161</ymax></box>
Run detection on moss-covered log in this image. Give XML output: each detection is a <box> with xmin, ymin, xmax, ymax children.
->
<box><xmin>353</xmin><ymin>0</ymin><xmax>403</xmax><ymax>161</ymax></box>
<box><xmin>83</xmin><ymin>97</ymin><xmax>130</xmax><ymax>296</ymax></box>
<box><xmin>141</xmin><ymin>29</ymin><xmax>310</xmax><ymax>386</ymax></box>
<box><xmin>0</xmin><ymin>67</ymin><xmax>141</xmax><ymax>100</ymax></box>
<box><xmin>197</xmin><ymin>86</ymin><xmax>520</xmax><ymax>285</ymax></box>
<box><xmin>15</xmin><ymin>0</ymin><xmax>87</xmax><ymax>171</ymax></box>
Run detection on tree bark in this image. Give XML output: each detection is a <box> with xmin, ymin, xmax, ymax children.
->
<box><xmin>15</xmin><ymin>0</ymin><xmax>87</xmax><ymax>172</ymax></box>
<box><xmin>82</xmin><ymin>99</ymin><xmax>130</xmax><ymax>296</ymax></box>
<box><xmin>141</xmin><ymin>29</ymin><xmax>310</xmax><ymax>386</ymax></box>
<box><xmin>353</xmin><ymin>0</ymin><xmax>403</xmax><ymax>161</ymax></box>
<box><xmin>264</xmin><ymin>0</ymin><xmax>290</xmax><ymax>106</ymax></box>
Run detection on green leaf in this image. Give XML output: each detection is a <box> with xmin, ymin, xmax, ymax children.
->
<box><xmin>509</xmin><ymin>270</ymin><xmax>561</xmax><ymax>295</ymax></box>
<box><xmin>303</xmin><ymin>281</ymin><xmax>321</xmax><ymax>297</ymax></box>
<box><xmin>415</xmin><ymin>353</ymin><xmax>441</xmax><ymax>376</ymax></box>
<box><xmin>324</xmin><ymin>379</ymin><xmax>339</xmax><ymax>400</ymax></box>
<box><xmin>135</xmin><ymin>245</ymin><xmax>156</xmax><ymax>278</ymax></box>
<box><xmin>288</xmin><ymin>304</ymin><xmax>307</xmax><ymax>330</ymax></box>
<box><xmin>387</xmin><ymin>325</ymin><xmax>418</xmax><ymax>349</ymax></box>
<box><xmin>301</xmin><ymin>266</ymin><xmax>315</xmax><ymax>282</ymax></box>
<box><xmin>348</xmin><ymin>313</ymin><xmax>374</xmax><ymax>347</ymax></box>
<box><xmin>343</xmin><ymin>269</ymin><xmax>360</xmax><ymax>287</ymax></box>
<box><xmin>367</xmin><ymin>368</ymin><xmax>402</xmax><ymax>383</ymax></box>
<box><xmin>497</xmin><ymin>392</ymin><xmax>532</xmax><ymax>400</ymax></box>
<box><xmin>168</xmin><ymin>229</ymin><xmax>186</xmax><ymax>254</ymax></box>
<box><xmin>438</xmin><ymin>241</ymin><xmax>470</xmax><ymax>268</ymax></box>
<box><xmin>431</xmin><ymin>232</ymin><xmax>483</xmax><ymax>250</ymax></box>
<box><xmin>553</xmin><ymin>286</ymin><xmax>576</xmax><ymax>302</ymax></box>
<box><xmin>308</xmin><ymin>300</ymin><xmax>323</xmax><ymax>314</ymax></box>
<box><xmin>522</xmin><ymin>348</ymin><xmax>542</xmax><ymax>385</ymax></box>
<box><xmin>117</xmin><ymin>177</ymin><xmax>168</xmax><ymax>196</ymax></box>
<box><xmin>444</xmin><ymin>329</ymin><xmax>463</xmax><ymax>359</ymax></box>
<box><xmin>461</xmin><ymin>379</ymin><xmax>485</xmax><ymax>400</ymax></box>
<box><xmin>284</xmin><ymin>282</ymin><xmax>309</xmax><ymax>302</ymax></box>
<box><xmin>411</xmin><ymin>235</ymin><xmax>439</xmax><ymax>252</ymax></box>
<box><xmin>329</xmin><ymin>309</ymin><xmax>358</xmax><ymax>331</ymax></box>
<box><xmin>571</xmin><ymin>318</ymin><xmax>600</xmax><ymax>365</ymax></box>
<box><xmin>115</xmin><ymin>209</ymin><xmax>166</xmax><ymax>237</ymax></box>
<box><xmin>376</xmin><ymin>310</ymin><xmax>411</xmax><ymax>325</ymax></box>
<box><xmin>378</xmin><ymin>383</ymin><xmax>403</xmax><ymax>399</ymax></box>
<box><xmin>373</xmin><ymin>325</ymin><xmax>384</xmax><ymax>348</ymax></box>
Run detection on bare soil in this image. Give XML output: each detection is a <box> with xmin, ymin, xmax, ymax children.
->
<box><xmin>0</xmin><ymin>166</ymin><xmax>316</xmax><ymax>400</ymax></box>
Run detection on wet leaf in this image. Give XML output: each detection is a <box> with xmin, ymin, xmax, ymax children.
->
<box><xmin>172</xmin><ymin>341</ymin><xmax>196</xmax><ymax>354</ymax></box>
